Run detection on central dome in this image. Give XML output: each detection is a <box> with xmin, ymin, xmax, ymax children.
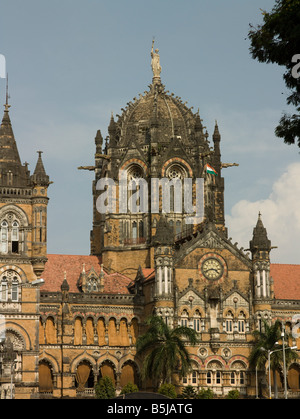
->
<box><xmin>113</xmin><ymin>81</ymin><xmax>204</xmax><ymax>148</ymax></box>
<box><xmin>106</xmin><ymin>41</ymin><xmax>206</xmax><ymax>150</ymax></box>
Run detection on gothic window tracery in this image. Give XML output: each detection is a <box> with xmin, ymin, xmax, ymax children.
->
<box><xmin>0</xmin><ymin>212</ymin><xmax>24</xmax><ymax>255</ymax></box>
<box><xmin>0</xmin><ymin>271</ymin><xmax>21</xmax><ymax>302</ymax></box>
<box><xmin>87</xmin><ymin>277</ymin><xmax>98</xmax><ymax>293</ymax></box>
<box><xmin>180</xmin><ymin>309</ymin><xmax>189</xmax><ymax>327</ymax></box>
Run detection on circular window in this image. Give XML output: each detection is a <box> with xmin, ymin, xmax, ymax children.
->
<box><xmin>166</xmin><ymin>164</ymin><xmax>186</xmax><ymax>180</ymax></box>
<box><xmin>127</xmin><ymin>164</ymin><xmax>144</xmax><ymax>180</ymax></box>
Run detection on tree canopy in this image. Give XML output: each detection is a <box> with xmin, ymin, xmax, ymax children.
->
<box><xmin>136</xmin><ymin>315</ymin><xmax>198</xmax><ymax>386</ymax></box>
<box><xmin>248</xmin><ymin>0</ymin><xmax>300</xmax><ymax>147</ymax></box>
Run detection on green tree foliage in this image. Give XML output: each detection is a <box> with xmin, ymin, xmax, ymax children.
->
<box><xmin>120</xmin><ymin>382</ymin><xmax>139</xmax><ymax>395</ymax></box>
<box><xmin>196</xmin><ymin>388</ymin><xmax>215</xmax><ymax>399</ymax></box>
<box><xmin>249</xmin><ymin>319</ymin><xmax>298</xmax><ymax>395</ymax></box>
<box><xmin>157</xmin><ymin>383</ymin><xmax>177</xmax><ymax>399</ymax></box>
<box><xmin>226</xmin><ymin>390</ymin><xmax>240</xmax><ymax>399</ymax></box>
<box><xmin>181</xmin><ymin>385</ymin><xmax>197</xmax><ymax>399</ymax></box>
<box><xmin>95</xmin><ymin>376</ymin><xmax>116</xmax><ymax>399</ymax></box>
<box><xmin>248</xmin><ymin>0</ymin><xmax>300</xmax><ymax>147</ymax></box>
<box><xmin>136</xmin><ymin>316</ymin><xmax>198</xmax><ymax>385</ymax></box>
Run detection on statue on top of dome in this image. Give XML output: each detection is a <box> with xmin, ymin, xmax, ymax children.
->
<box><xmin>151</xmin><ymin>39</ymin><xmax>162</xmax><ymax>80</ymax></box>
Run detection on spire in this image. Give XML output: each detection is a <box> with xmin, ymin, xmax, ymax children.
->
<box><xmin>108</xmin><ymin>113</ymin><xmax>117</xmax><ymax>147</ymax></box>
<box><xmin>61</xmin><ymin>271</ymin><xmax>70</xmax><ymax>292</ymax></box>
<box><xmin>0</xmin><ymin>92</ymin><xmax>30</xmax><ymax>187</ymax></box>
<box><xmin>1</xmin><ymin>73</ymin><xmax>12</xmax><ymax>130</ymax></box>
<box><xmin>95</xmin><ymin>129</ymin><xmax>103</xmax><ymax>154</ymax></box>
<box><xmin>213</xmin><ymin>120</ymin><xmax>221</xmax><ymax>142</ymax></box>
<box><xmin>1</xmin><ymin>74</ymin><xmax>13</xmax><ymax>135</ymax></box>
<box><xmin>249</xmin><ymin>212</ymin><xmax>272</xmax><ymax>256</ymax></box>
<box><xmin>31</xmin><ymin>151</ymin><xmax>50</xmax><ymax>186</ymax></box>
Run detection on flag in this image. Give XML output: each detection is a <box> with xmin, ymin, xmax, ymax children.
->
<box><xmin>206</xmin><ymin>164</ymin><xmax>217</xmax><ymax>176</ymax></box>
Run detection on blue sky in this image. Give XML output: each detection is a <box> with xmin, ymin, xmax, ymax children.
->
<box><xmin>0</xmin><ymin>0</ymin><xmax>299</xmax><ymax>263</ymax></box>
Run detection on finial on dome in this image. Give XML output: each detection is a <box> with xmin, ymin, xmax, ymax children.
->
<box><xmin>151</xmin><ymin>39</ymin><xmax>162</xmax><ymax>84</ymax></box>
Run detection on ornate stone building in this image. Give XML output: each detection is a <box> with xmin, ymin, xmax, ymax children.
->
<box><xmin>1</xmin><ymin>44</ymin><xmax>300</xmax><ymax>398</ymax></box>
<box><xmin>0</xmin><ymin>98</ymin><xmax>50</xmax><ymax>398</ymax></box>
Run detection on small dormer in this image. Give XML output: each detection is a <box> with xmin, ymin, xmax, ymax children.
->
<box><xmin>77</xmin><ymin>264</ymin><xmax>104</xmax><ymax>293</ymax></box>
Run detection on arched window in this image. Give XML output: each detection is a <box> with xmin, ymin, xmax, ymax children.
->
<box><xmin>11</xmin><ymin>221</ymin><xmax>19</xmax><ymax>254</ymax></box>
<box><xmin>238</xmin><ymin>311</ymin><xmax>246</xmax><ymax>333</ymax></box>
<box><xmin>0</xmin><ymin>276</ymin><xmax>8</xmax><ymax>302</ymax></box>
<box><xmin>75</xmin><ymin>361</ymin><xmax>94</xmax><ymax>391</ymax></box>
<box><xmin>207</xmin><ymin>361</ymin><xmax>223</xmax><ymax>386</ymax></box>
<box><xmin>230</xmin><ymin>371</ymin><xmax>235</xmax><ymax>385</ymax></box>
<box><xmin>0</xmin><ymin>212</ymin><xmax>25</xmax><ymax>255</ymax></box>
<box><xmin>225</xmin><ymin>311</ymin><xmax>234</xmax><ymax>333</ymax></box>
<box><xmin>87</xmin><ymin>277</ymin><xmax>98</xmax><ymax>293</ymax></box>
<box><xmin>193</xmin><ymin>310</ymin><xmax>201</xmax><ymax>332</ymax></box>
<box><xmin>139</xmin><ymin>220</ymin><xmax>144</xmax><ymax>238</ymax></box>
<box><xmin>39</xmin><ymin>361</ymin><xmax>54</xmax><ymax>394</ymax></box>
<box><xmin>11</xmin><ymin>277</ymin><xmax>19</xmax><ymax>302</ymax></box>
<box><xmin>0</xmin><ymin>271</ymin><xmax>21</xmax><ymax>302</ymax></box>
<box><xmin>207</xmin><ymin>371</ymin><xmax>212</xmax><ymax>385</ymax></box>
<box><xmin>180</xmin><ymin>309</ymin><xmax>189</xmax><ymax>327</ymax></box>
<box><xmin>165</xmin><ymin>163</ymin><xmax>187</xmax><ymax>213</ymax></box>
<box><xmin>132</xmin><ymin>221</ymin><xmax>137</xmax><ymax>240</ymax></box>
<box><xmin>231</xmin><ymin>361</ymin><xmax>247</xmax><ymax>387</ymax></box>
<box><xmin>1</xmin><ymin>221</ymin><xmax>8</xmax><ymax>253</ymax></box>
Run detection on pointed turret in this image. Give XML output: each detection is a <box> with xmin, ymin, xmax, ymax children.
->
<box><xmin>249</xmin><ymin>212</ymin><xmax>272</xmax><ymax>260</ymax></box>
<box><xmin>212</xmin><ymin>120</ymin><xmax>221</xmax><ymax>172</ymax></box>
<box><xmin>152</xmin><ymin>215</ymin><xmax>174</xmax><ymax>246</ymax></box>
<box><xmin>250</xmin><ymin>213</ymin><xmax>273</xmax><ymax>299</ymax></box>
<box><xmin>0</xmin><ymin>104</ymin><xmax>30</xmax><ymax>187</ymax></box>
<box><xmin>31</xmin><ymin>151</ymin><xmax>50</xmax><ymax>186</ymax></box>
<box><xmin>95</xmin><ymin>129</ymin><xmax>103</xmax><ymax>154</ymax></box>
<box><xmin>108</xmin><ymin>113</ymin><xmax>117</xmax><ymax>147</ymax></box>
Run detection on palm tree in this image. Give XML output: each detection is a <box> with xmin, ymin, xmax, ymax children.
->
<box><xmin>136</xmin><ymin>315</ymin><xmax>198</xmax><ymax>387</ymax></box>
<box><xmin>249</xmin><ymin>320</ymin><xmax>298</xmax><ymax>397</ymax></box>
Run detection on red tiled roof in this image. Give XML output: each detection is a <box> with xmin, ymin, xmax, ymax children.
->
<box><xmin>270</xmin><ymin>264</ymin><xmax>300</xmax><ymax>300</ymax></box>
<box><xmin>142</xmin><ymin>268</ymin><xmax>155</xmax><ymax>281</ymax></box>
<box><xmin>41</xmin><ymin>254</ymin><xmax>131</xmax><ymax>294</ymax></box>
<box><xmin>41</xmin><ymin>257</ymin><xmax>300</xmax><ymax>300</ymax></box>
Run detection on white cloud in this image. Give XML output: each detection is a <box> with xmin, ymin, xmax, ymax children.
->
<box><xmin>226</xmin><ymin>162</ymin><xmax>300</xmax><ymax>264</ymax></box>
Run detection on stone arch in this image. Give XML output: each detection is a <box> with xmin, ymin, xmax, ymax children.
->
<box><xmin>96</xmin><ymin>317</ymin><xmax>106</xmax><ymax>346</ymax></box>
<box><xmin>119</xmin><ymin>317</ymin><xmax>130</xmax><ymax>347</ymax></box>
<box><xmin>98</xmin><ymin>358</ymin><xmax>117</xmax><ymax>385</ymax></box>
<box><xmin>228</xmin><ymin>356</ymin><xmax>249</xmax><ymax>369</ymax></box>
<box><xmin>74</xmin><ymin>316</ymin><xmax>83</xmax><ymax>345</ymax></box>
<box><xmin>0</xmin><ymin>204</ymin><xmax>29</xmax><ymax>227</ymax></box>
<box><xmin>130</xmin><ymin>317</ymin><xmax>139</xmax><ymax>345</ymax></box>
<box><xmin>0</xmin><ymin>265</ymin><xmax>27</xmax><ymax>284</ymax></box>
<box><xmin>161</xmin><ymin>158</ymin><xmax>193</xmax><ymax>178</ymax></box>
<box><xmin>70</xmin><ymin>352</ymin><xmax>96</xmax><ymax>374</ymax></box>
<box><xmin>120</xmin><ymin>159</ymin><xmax>148</xmax><ymax>177</ymax></box>
<box><xmin>107</xmin><ymin>317</ymin><xmax>118</xmax><ymax>346</ymax></box>
<box><xmin>204</xmin><ymin>356</ymin><xmax>226</xmax><ymax>369</ymax></box>
<box><xmin>288</xmin><ymin>363</ymin><xmax>300</xmax><ymax>391</ymax></box>
<box><xmin>85</xmin><ymin>316</ymin><xmax>94</xmax><ymax>345</ymax></box>
<box><xmin>119</xmin><ymin>360</ymin><xmax>139</xmax><ymax>388</ymax></box>
<box><xmin>2</xmin><ymin>323</ymin><xmax>30</xmax><ymax>350</ymax></box>
<box><xmin>39</xmin><ymin>352</ymin><xmax>60</xmax><ymax>374</ymax></box>
<box><xmin>39</xmin><ymin>359</ymin><xmax>55</xmax><ymax>393</ymax></box>
<box><xmin>74</xmin><ymin>359</ymin><xmax>95</xmax><ymax>391</ymax></box>
<box><xmin>45</xmin><ymin>316</ymin><xmax>57</xmax><ymax>344</ymax></box>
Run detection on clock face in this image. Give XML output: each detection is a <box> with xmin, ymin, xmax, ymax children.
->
<box><xmin>201</xmin><ymin>258</ymin><xmax>223</xmax><ymax>280</ymax></box>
